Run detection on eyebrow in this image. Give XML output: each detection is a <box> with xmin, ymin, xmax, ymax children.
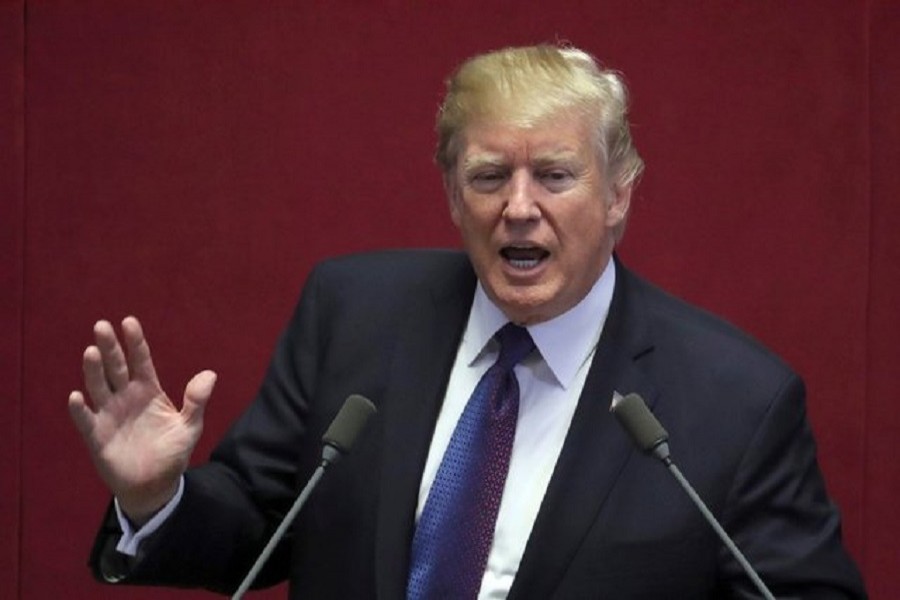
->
<box><xmin>461</xmin><ymin>154</ymin><xmax>507</xmax><ymax>173</ymax></box>
<box><xmin>461</xmin><ymin>150</ymin><xmax>582</xmax><ymax>172</ymax></box>
<box><xmin>531</xmin><ymin>150</ymin><xmax>582</xmax><ymax>167</ymax></box>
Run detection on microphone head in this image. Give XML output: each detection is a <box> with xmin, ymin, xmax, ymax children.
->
<box><xmin>610</xmin><ymin>392</ymin><xmax>670</xmax><ymax>460</ymax></box>
<box><xmin>322</xmin><ymin>394</ymin><xmax>377</xmax><ymax>455</ymax></box>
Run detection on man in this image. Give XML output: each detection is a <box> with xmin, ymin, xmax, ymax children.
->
<box><xmin>70</xmin><ymin>45</ymin><xmax>866</xmax><ymax>598</ymax></box>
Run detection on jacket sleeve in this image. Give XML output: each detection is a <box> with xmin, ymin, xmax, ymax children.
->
<box><xmin>718</xmin><ymin>374</ymin><xmax>867</xmax><ymax>599</ymax></box>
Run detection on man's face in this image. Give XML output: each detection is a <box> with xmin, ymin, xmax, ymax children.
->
<box><xmin>447</xmin><ymin>112</ymin><xmax>631</xmax><ymax>325</ymax></box>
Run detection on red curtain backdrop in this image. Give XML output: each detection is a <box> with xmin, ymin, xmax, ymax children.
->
<box><xmin>2</xmin><ymin>1</ymin><xmax>897</xmax><ymax>598</ymax></box>
<box><xmin>1</xmin><ymin>1</ymin><xmax>24</xmax><ymax>599</ymax></box>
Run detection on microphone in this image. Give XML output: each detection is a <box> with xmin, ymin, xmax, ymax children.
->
<box><xmin>321</xmin><ymin>393</ymin><xmax>378</xmax><ymax>463</ymax></box>
<box><xmin>609</xmin><ymin>391</ymin><xmax>670</xmax><ymax>461</ymax></box>
<box><xmin>610</xmin><ymin>392</ymin><xmax>775</xmax><ymax>600</ymax></box>
<box><xmin>232</xmin><ymin>394</ymin><xmax>377</xmax><ymax>599</ymax></box>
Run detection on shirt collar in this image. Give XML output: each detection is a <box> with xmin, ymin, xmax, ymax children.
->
<box><xmin>463</xmin><ymin>259</ymin><xmax>616</xmax><ymax>389</ymax></box>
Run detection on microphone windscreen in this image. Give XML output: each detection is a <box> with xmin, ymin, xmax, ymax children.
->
<box><xmin>610</xmin><ymin>392</ymin><xmax>669</xmax><ymax>453</ymax></box>
<box><xmin>322</xmin><ymin>394</ymin><xmax>377</xmax><ymax>454</ymax></box>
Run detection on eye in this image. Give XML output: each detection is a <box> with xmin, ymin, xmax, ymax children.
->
<box><xmin>538</xmin><ymin>169</ymin><xmax>575</xmax><ymax>192</ymax></box>
<box><xmin>468</xmin><ymin>170</ymin><xmax>508</xmax><ymax>193</ymax></box>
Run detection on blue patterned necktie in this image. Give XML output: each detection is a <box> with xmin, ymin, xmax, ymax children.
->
<box><xmin>407</xmin><ymin>323</ymin><xmax>536</xmax><ymax>599</ymax></box>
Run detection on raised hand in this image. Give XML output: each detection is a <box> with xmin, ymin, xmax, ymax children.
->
<box><xmin>68</xmin><ymin>316</ymin><xmax>216</xmax><ymax>525</ymax></box>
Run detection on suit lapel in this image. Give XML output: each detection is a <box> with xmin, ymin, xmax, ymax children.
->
<box><xmin>374</xmin><ymin>257</ymin><xmax>476</xmax><ymax>599</ymax></box>
<box><xmin>509</xmin><ymin>261</ymin><xmax>660</xmax><ymax>599</ymax></box>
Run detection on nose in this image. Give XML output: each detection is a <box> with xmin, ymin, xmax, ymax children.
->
<box><xmin>502</xmin><ymin>170</ymin><xmax>541</xmax><ymax>222</ymax></box>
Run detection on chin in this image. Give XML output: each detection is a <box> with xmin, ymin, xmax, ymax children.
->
<box><xmin>494</xmin><ymin>290</ymin><xmax>556</xmax><ymax>325</ymax></box>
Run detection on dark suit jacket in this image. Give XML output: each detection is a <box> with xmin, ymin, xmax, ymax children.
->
<box><xmin>91</xmin><ymin>249</ymin><xmax>866</xmax><ymax>599</ymax></box>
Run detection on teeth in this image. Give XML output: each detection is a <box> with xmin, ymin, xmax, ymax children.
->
<box><xmin>509</xmin><ymin>258</ymin><xmax>540</xmax><ymax>269</ymax></box>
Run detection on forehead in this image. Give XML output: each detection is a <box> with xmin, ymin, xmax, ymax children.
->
<box><xmin>458</xmin><ymin>114</ymin><xmax>597</xmax><ymax>167</ymax></box>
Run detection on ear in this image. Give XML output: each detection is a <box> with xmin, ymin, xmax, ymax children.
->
<box><xmin>605</xmin><ymin>182</ymin><xmax>632</xmax><ymax>228</ymax></box>
<box><xmin>444</xmin><ymin>172</ymin><xmax>462</xmax><ymax>228</ymax></box>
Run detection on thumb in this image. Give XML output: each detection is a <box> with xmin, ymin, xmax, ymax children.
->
<box><xmin>68</xmin><ymin>390</ymin><xmax>96</xmax><ymax>440</ymax></box>
<box><xmin>181</xmin><ymin>370</ymin><xmax>216</xmax><ymax>425</ymax></box>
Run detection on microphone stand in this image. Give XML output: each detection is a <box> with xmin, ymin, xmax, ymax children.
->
<box><xmin>231</xmin><ymin>447</ymin><xmax>340</xmax><ymax>600</ymax></box>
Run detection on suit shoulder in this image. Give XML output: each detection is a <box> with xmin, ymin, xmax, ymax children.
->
<box><xmin>300</xmin><ymin>249</ymin><xmax>476</xmax><ymax>314</ymax></box>
<box><xmin>624</xmin><ymin>268</ymin><xmax>797</xmax><ymax>382</ymax></box>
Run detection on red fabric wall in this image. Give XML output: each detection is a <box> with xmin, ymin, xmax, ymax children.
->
<box><xmin>3</xmin><ymin>1</ymin><xmax>897</xmax><ymax>598</ymax></box>
<box><xmin>1</xmin><ymin>1</ymin><xmax>24</xmax><ymax>599</ymax></box>
<box><xmin>865</xmin><ymin>2</ymin><xmax>900</xmax><ymax>598</ymax></box>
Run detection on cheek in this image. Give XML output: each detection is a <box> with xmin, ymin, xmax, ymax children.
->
<box><xmin>559</xmin><ymin>202</ymin><xmax>604</xmax><ymax>237</ymax></box>
<box><xmin>457</xmin><ymin>200</ymin><xmax>498</xmax><ymax>234</ymax></box>
<box><xmin>556</xmin><ymin>212</ymin><xmax>610</xmax><ymax>265</ymax></box>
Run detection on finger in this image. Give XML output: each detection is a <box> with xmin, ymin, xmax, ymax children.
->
<box><xmin>94</xmin><ymin>320</ymin><xmax>130</xmax><ymax>392</ymax></box>
<box><xmin>121</xmin><ymin>316</ymin><xmax>160</xmax><ymax>384</ymax></box>
<box><xmin>68</xmin><ymin>390</ymin><xmax>96</xmax><ymax>440</ymax></box>
<box><xmin>181</xmin><ymin>370</ymin><xmax>216</xmax><ymax>426</ymax></box>
<box><xmin>82</xmin><ymin>345</ymin><xmax>113</xmax><ymax>405</ymax></box>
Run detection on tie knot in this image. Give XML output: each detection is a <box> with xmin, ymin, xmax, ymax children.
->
<box><xmin>495</xmin><ymin>323</ymin><xmax>535</xmax><ymax>370</ymax></box>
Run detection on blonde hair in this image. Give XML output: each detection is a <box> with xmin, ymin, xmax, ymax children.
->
<box><xmin>436</xmin><ymin>44</ymin><xmax>644</xmax><ymax>189</ymax></box>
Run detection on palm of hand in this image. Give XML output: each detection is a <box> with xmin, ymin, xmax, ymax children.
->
<box><xmin>69</xmin><ymin>317</ymin><xmax>216</xmax><ymax>521</ymax></box>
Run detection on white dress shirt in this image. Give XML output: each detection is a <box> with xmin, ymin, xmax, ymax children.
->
<box><xmin>415</xmin><ymin>259</ymin><xmax>616</xmax><ymax>599</ymax></box>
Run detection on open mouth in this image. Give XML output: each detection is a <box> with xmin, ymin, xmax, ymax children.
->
<box><xmin>500</xmin><ymin>245</ymin><xmax>550</xmax><ymax>270</ymax></box>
